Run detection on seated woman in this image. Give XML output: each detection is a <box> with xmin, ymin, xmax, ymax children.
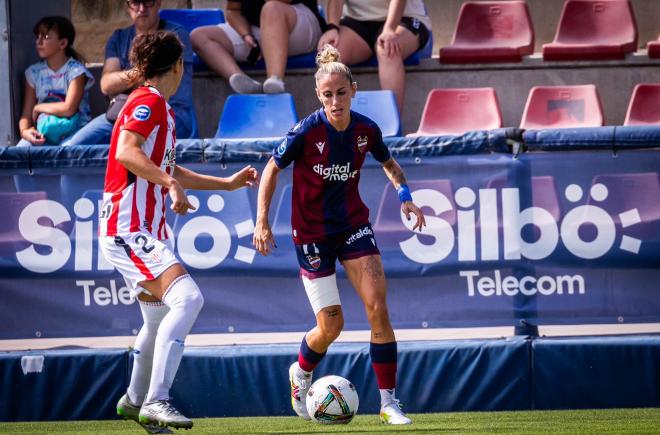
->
<box><xmin>191</xmin><ymin>0</ymin><xmax>326</xmax><ymax>94</ymax></box>
<box><xmin>318</xmin><ymin>0</ymin><xmax>431</xmax><ymax>113</ymax></box>
<box><xmin>17</xmin><ymin>16</ymin><xmax>94</xmax><ymax>147</ymax></box>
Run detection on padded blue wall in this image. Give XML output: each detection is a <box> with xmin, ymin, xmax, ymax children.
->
<box><xmin>1</xmin><ymin>335</ymin><xmax>658</xmax><ymax>422</ymax></box>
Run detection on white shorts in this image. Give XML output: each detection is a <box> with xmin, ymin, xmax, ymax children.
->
<box><xmin>99</xmin><ymin>233</ymin><xmax>179</xmax><ymax>297</ymax></box>
<box><xmin>219</xmin><ymin>3</ymin><xmax>322</xmax><ymax>61</ymax></box>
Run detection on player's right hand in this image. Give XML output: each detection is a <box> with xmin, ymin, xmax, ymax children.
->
<box><xmin>253</xmin><ymin>222</ymin><xmax>277</xmax><ymax>256</ymax></box>
<box><xmin>168</xmin><ymin>180</ymin><xmax>196</xmax><ymax>215</ymax></box>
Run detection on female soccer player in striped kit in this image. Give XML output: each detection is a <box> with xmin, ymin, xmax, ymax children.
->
<box><xmin>253</xmin><ymin>44</ymin><xmax>425</xmax><ymax>425</ymax></box>
<box><xmin>99</xmin><ymin>31</ymin><xmax>258</xmax><ymax>431</ymax></box>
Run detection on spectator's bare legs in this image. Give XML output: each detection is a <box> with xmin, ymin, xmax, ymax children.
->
<box><xmin>375</xmin><ymin>27</ymin><xmax>419</xmax><ymax>114</ymax></box>
<box><xmin>334</xmin><ymin>25</ymin><xmax>373</xmax><ymax>65</ymax></box>
<box><xmin>191</xmin><ymin>26</ymin><xmax>261</xmax><ymax>94</ymax></box>
<box><xmin>191</xmin><ymin>26</ymin><xmax>242</xmax><ymax>79</ymax></box>
<box><xmin>260</xmin><ymin>1</ymin><xmax>297</xmax><ymax>93</ymax></box>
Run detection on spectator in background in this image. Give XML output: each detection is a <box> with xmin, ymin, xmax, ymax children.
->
<box><xmin>318</xmin><ymin>0</ymin><xmax>431</xmax><ymax>113</ymax></box>
<box><xmin>17</xmin><ymin>16</ymin><xmax>94</xmax><ymax>147</ymax></box>
<box><xmin>67</xmin><ymin>0</ymin><xmax>195</xmax><ymax>145</ymax></box>
<box><xmin>191</xmin><ymin>0</ymin><xmax>326</xmax><ymax>94</ymax></box>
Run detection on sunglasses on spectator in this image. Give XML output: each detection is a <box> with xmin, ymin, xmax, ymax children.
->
<box><xmin>126</xmin><ymin>0</ymin><xmax>156</xmax><ymax>10</ymax></box>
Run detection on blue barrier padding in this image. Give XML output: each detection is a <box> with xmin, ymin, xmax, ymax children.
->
<box><xmin>174</xmin><ymin>139</ymin><xmax>205</xmax><ymax>163</ymax></box>
<box><xmin>0</xmin><ymin>348</ymin><xmax>128</xmax><ymax>421</ymax></box>
<box><xmin>613</xmin><ymin>125</ymin><xmax>660</xmax><ymax>148</ymax></box>
<box><xmin>524</xmin><ymin>126</ymin><xmax>660</xmax><ymax>151</ymax></box>
<box><xmin>523</xmin><ymin>127</ymin><xmax>617</xmax><ymax>151</ymax></box>
<box><xmin>5</xmin><ymin>126</ymin><xmax>660</xmax><ymax>170</ymax></box>
<box><xmin>150</xmin><ymin>339</ymin><xmax>530</xmax><ymax>418</ymax></box>
<box><xmin>532</xmin><ymin>335</ymin><xmax>660</xmax><ymax>409</ymax></box>
<box><xmin>2</xmin><ymin>336</ymin><xmax>658</xmax><ymax>421</ymax></box>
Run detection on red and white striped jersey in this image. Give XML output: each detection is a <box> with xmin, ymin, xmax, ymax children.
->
<box><xmin>99</xmin><ymin>85</ymin><xmax>176</xmax><ymax>239</ymax></box>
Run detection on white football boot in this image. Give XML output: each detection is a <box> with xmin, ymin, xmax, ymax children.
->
<box><xmin>380</xmin><ymin>399</ymin><xmax>412</xmax><ymax>425</ymax></box>
<box><xmin>139</xmin><ymin>400</ymin><xmax>193</xmax><ymax>430</ymax></box>
<box><xmin>116</xmin><ymin>394</ymin><xmax>173</xmax><ymax>434</ymax></box>
<box><xmin>289</xmin><ymin>362</ymin><xmax>312</xmax><ymax>420</ymax></box>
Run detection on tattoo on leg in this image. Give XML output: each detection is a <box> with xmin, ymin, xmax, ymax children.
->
<box><xmin>373</xmin><ymin>332</ymin><xmax>383</xmax><ymax>339</ymax></box>
<box><xmin>364</xmin><ymin>256</ymin><xmax>384</xmax><ymax>279</ymax></box>
<box><xmin>326</xmin><ymin>309</ymin><xmax>340</xmax><ymax>318</ymax></box>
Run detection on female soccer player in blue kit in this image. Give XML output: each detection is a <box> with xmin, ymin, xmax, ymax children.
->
<box><xmin>253</xmin><ymin>44</ymin><xmax>425</xmax><ymax>425</ymax></box>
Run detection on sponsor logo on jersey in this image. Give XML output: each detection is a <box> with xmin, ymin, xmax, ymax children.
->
<box><xmin>313</xmin><ymin>162</ymin><xmax>358</xmax><ymax>181</ymax></box>
<box><xmin>132</xmin><ymin>105</ymin><xmax>151</xmax><ymax>121</ymax></box>
<box><xmin>164</xmin><ymin>147</ymin><xmax>176</xmax><ymax>168</ymax></box>
<box><xmin>357</xmin><ymin>135</ymin><xmax>368</xmax><ymax>153</ymax></box>
<box><xmin>315</xmin><ymin>141</ymin><xmax>325</xmax><ymax>154</ymax></box>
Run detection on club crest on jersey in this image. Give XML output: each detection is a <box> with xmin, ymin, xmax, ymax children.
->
<box><xmin>315</xmin><ymin>141</ymin><xmax>325</xmax><ymax>154</ymax></box>
<box><xmin>357</xmin><ymin>135</ymin><xmax>368</xmax><ymax>153</ymax></box>
<box><xmin>132</xmin><ymin>105</ymin><xmax>151</xmax><ymax>121</ymax></box>
<box><xmin>307</xmin><ymin>254</ymin><xmax>321</xmax><ymax>269</ymax></box>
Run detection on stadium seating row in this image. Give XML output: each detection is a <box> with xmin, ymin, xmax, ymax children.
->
<box><xmin>214</xmin><ymin>84</ymin><xmax>660</xmax><ymax>139</ymax></box>
<box><xmin>161</xmin><ymin>0</ymin><xmax>660</xmax><ymax>69</ymax></box>
<box><xmin>441</xmin><ymin>0</ymin><xmax>649</xmax><ymax>63</ymax></box>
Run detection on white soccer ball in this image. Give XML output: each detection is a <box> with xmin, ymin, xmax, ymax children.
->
<box><xmin>305</xmin><ymin>375</ymin><xmax>359</xmax><ymax>424</ymax></box>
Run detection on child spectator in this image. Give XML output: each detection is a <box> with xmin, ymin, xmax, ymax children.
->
<box><xmin>17</xmin><ymin>16</ymin><xmax>94</xmax><ymax>147</ymax></box>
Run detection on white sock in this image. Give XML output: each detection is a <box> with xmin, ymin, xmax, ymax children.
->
<box><xmin>145</xmin><ymin>274</ymin><xmax>204</xmax><ymax>403</ymax></box>
<box><xmin>127</xmin><ymin>298</ymin><xmax>169</xmax><ymax>405</ymax></box>
<box><xmin>380</xmin><ymin>388</ymin><xmax>396</xmax><ymax>406</ymax></box>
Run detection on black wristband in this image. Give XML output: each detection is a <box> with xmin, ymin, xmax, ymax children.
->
<box><xmin>326</xmin><ymin>23</ymin><xmax>340</xmax><ymax>32</ymax></box>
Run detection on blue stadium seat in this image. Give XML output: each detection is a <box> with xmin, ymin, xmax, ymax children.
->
<box><xmin>159</xmin><ymin>9</ymin><xmax>226</xmax><ymax>71</ymax></box>
<box><xmin>188</xmin><ymin>106</ymin><xmax>199</xmax><ymax>139</ymax></box>
<box><xmin>351</xmin><ymin>90</ymin><xmax>401</xmax><ymax>137</ymax></box>
<box><xmin>159</xmin><ymin>9</ymin><xmax>225</xmax><ymax>33</ymax></box>
<box><xmin>215</xmin><ymin>93</ymin><xmax>298</xmax><ymax>139</ymax></box>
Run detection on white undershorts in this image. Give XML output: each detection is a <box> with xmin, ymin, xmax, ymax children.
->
<box><xmin>302</xmin><ymin>274</ymin><xmax>342</xmax><ymax>315</ymax></box>
<box><xmin>99</xmin><ymin>233</ymin><xmax>179</xmax><ymax>296</ymax></box>
<box><xmin>219</xmin><ymin>3</ymin><xmax>322</xmax><ymax>61</ymax></box>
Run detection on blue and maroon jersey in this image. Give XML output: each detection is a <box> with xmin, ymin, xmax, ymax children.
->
<box><xmin>273</xmin><ymin>108</ymin><xmax>391</xmax><ymax>244</ymax></box>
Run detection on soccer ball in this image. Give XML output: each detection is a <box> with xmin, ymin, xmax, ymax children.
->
<box><xmin>305</xmin><ymin>375</ymin><xmax>359</xmax><ymax>424</ymax></box>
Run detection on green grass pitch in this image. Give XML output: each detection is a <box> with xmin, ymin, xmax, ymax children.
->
<box><xmin>1</xmin><ymin>409</ymin><xmax>659</xmax><ymax>434</ymax></box>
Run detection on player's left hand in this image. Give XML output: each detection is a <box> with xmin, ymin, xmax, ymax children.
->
<box><xmin>402</xmin><ymin>201</ymin><xmax>426</xmax><ymax>232</ymax></box>
<box><xmin>377</xmin><ymin>29</ymin><xmax>401</xmax><ymax>58</ymax></box>
<box><xmin>227</xmin><ymin>165</ymin><xmax>259</xmax><ymax>190</ymax></box>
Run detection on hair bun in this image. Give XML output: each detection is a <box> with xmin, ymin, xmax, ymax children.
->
<box><xmin>316</xmin><ymin>44</ymin><xmax>341</xmax><ymax>66</ymax></box>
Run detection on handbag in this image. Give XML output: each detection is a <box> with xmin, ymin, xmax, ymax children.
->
<box><xmin>36</xmin><ymin>112</ymin><xmax>81</xmax><ymax>144</ymax></box>
<box><xmin>105</xmin><ymin>93</ymin><xmax>129</xmax><ymax>124</ymax></box>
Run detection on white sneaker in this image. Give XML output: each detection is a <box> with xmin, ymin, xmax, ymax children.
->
<box><xmin>229</xmin><ymin>73</ymin><xmax>262</xmax><ymax>94</ymax></box>
<box><xmin>289</xmin><ymin>362</ymin><xmax>312</xmax><ymax>420</ymax></box>
<box><xmin>380</xmin><ymin>399</ymin><xmax>412</xmax><ymax>425</ymax></box>
<box><xmin>139</xmin><ymin>400</ymin><xmax>193</xmax><ymax>430</ymax></box>
<box><xmin>263</xmin><ymin>75</ymin><xmax>286</xmax><ymax>94</ymax></box>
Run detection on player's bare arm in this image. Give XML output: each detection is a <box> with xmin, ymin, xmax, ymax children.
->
<box><xmin>253</xmin><ymin>157</ymin><xmax>280</xmax><ymax>256</ymax></box>
<box><xmin>173</xmin><ymin>164</ymin><xmax>258</xmax><ymax>191</ymax></box>
<box><xmin>115</xmin><ymin>129</ymin><xmax>194</xmax><ymax>215</ymax></box>
<box><xmin>381</xmin><ymin>157</ymin><xmax>426</xmax><ymax>231</ymax></box>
